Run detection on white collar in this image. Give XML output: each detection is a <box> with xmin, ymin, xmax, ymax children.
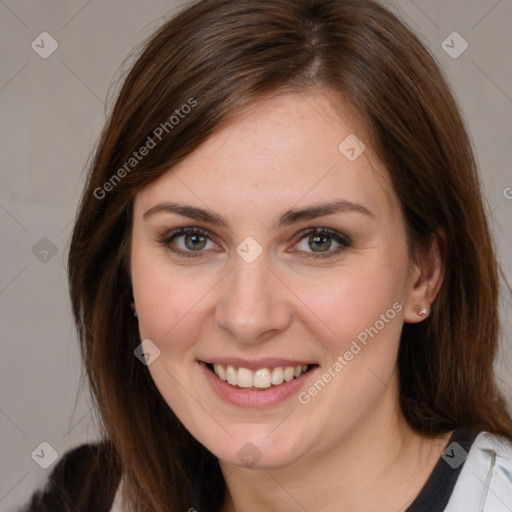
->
<box><xmin>110</xmin><ymin>475</ymin><xmax>125</xmax><ymax>512</ymax></box>
<box><xmin>444</xmin><ymin>431</ymin><xmax>512</xmax><ymax>511</ymax></box>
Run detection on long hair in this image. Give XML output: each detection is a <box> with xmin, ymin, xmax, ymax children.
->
<box><xmin>67</xmin><ymin>0</ymin><xmax>512</xmax><ymax>510</ymax></box>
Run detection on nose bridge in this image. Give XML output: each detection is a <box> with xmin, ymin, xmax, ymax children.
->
<box><xmin>215</xmin><ymin>251</ymin><xmax>290</xmax><ymax>343</ymax></box>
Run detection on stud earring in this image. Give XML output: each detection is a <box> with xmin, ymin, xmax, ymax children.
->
<box><xmin>418</xmin><ymin>307</ymin><xmax>428</xmax><ymax>317</ymax></box>
<box><xmin>131</xmin><ymin>302</ymin><xmax>137</xmax><ymax>318</ymax></box>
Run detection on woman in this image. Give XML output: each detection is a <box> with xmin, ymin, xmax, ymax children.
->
<box><xmin>21</xmin><ymin>0</ymin><xmax>512</xmax><ymax>511</ymax></box>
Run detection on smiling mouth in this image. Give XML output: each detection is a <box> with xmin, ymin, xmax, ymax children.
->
<box><xmin>205</xmin><ymin>363</ymin><xmax>316</xmax><ymax>390</ymax></box>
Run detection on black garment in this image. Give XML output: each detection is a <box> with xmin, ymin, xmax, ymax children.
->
<box><xmin>406</xmin><ymin>427</ymin><xmax>479</xmax><ymax>511</ymax></box>
<box><xmin>18</xmin><ymin>441</ymin><xmax>122</xmax><ymax>512</ymax></box>
<box><xmin>19</xmin><ymin>428</ymin><xmax>478</xmax><ymax>511</ymax></box>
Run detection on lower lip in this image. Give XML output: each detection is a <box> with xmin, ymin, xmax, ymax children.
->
<box><xmin>199</xmin><ymin>362</ymin><xmax>317</xmax><ymax>408</ymax></box>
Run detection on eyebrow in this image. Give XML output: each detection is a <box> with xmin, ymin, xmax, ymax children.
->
<box><xmin>143</xmin><ymin>199</ymin><xmax>373</xmax><ymax>230</ymax></box>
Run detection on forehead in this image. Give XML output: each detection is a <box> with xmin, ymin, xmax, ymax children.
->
<box><xmin>134</xmin><ymin>90</ymin><xmax>398</xmax><ymax>224</ymax></box>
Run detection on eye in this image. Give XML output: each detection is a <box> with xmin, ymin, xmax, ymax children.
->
<box><xmin>157</xmin><ymin>226</ymin><xmax>351</xmax><ymax>260</ymax></box>
<box><xmin>157</xmin><ymin>227</ymin><xmax>219</xmax><ymax>258</ymax></box>
<box><xmin>291</xmin><ymin>227</ymin><xmax>351</xmax><ymax>259</ymax></box>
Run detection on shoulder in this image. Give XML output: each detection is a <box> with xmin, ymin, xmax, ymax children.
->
<box><xmin>444</xmin><ymin>431</ymin><xmax>512</xmax><ymax>512</ymax></box>
<box><xmin>19</xmin><ymin>441</ymin><xmax>121</xmax><ymax>512</ymax></box>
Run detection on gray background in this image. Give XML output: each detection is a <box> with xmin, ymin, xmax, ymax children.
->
<box><xmin>1</xmin><ymin>0</ymin><xmax>511</xmax><ymax>510</ymax></box>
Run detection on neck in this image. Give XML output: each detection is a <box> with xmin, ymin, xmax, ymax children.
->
<box><xmin>219</xmin><ymin>376</ymin><xmax>452</xmax><ymax>512</ymax></box>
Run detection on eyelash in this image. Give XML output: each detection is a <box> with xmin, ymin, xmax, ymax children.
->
<box><xmin>157</xmin><ymin>226</ymin><xmax>351</xmax><ymax>260</ymax></box>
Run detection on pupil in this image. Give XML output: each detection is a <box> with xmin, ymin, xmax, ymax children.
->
<box><xmin>310</xmin><ymin>235</ymin><xmax>330</xmax><ymax>252</ymax></box>
<box><xmin>186</xmin><ymin>234</ymin><xmax>206</xmax><ymax>250</ymax></box>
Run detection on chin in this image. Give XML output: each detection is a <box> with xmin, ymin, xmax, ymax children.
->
<box><xmin>201</xmin><ymin>427</ymin><xmax>309</xmax><ymax>470</ymax></box>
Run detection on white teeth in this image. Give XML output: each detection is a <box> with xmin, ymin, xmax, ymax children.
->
<box><xmin>237</xmin><ymin>367</ymin><xmax>253</xmax><ymax>388</ymax></box>
<box><xmin>253</xmin><ymin>368</ymin><xmax>271</xmax><ymax>388</ymax></box>
<box><xmin>214</xmin><ymin>364</ymin><xmax>227</xmax><ymax>381</ymax></box>
<box><xmin>226</xmin><ymin>365</ymin><xmax>237</xmax><ymax>385</ymax></box>
<box><xmin>211</xmin><ymin>363</ymin><xmax>309</xmax><ymax>388</ymax></box>
<box><xmin>271</xmin><ymin>367</ymin><xmax>284</xmax><ymax>385</ymax></box>
<box><xmin>284</xmin><ymin>366</ymin><xmax>295</xmax><ymax>381</ymax></box>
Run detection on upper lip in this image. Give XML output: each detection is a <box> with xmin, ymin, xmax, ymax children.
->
<box><xmin>201</xmin><ymin>357</ymin><xmax>317</xmax><ymax>370</ymax></box>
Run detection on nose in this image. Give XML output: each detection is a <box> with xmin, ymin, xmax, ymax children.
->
<box><xmin>215</xmin><ymin>252</ymin><xmax>292</xmax><ymax>344</ymax></box>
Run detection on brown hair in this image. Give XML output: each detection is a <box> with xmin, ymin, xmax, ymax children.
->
<box><xmin>67</xmin><ymin>0</ymin><xmax>512</xmax><ymax>510</ymax></box>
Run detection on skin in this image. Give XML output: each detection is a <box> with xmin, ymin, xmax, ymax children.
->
<box><xmin>130</xmin><ymin>90</ymin><xmax>449</xmax><ymax>511</ymax></box>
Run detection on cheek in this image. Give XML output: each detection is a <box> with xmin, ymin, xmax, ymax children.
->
<box><xmin>131</xmin><ymin>259</ymin><xmax>209</xmax><ymax>420</ymax></box>
<box><xmin>298</xmin><ymin>261</ymin><xmax>406</xmax><ymax>358</ymax></box>
<box><xmin>130</xmin><ymin>244</ymin><xmax>208</xmax><ymax>350</ymax></box>
<box><xmin>134</xmin><ymin>272</ymin><xmax>207</xmax><ymax>351</ymax></box>
<box><xmin>294</xmin><ymin>268</ymin><xmax>405</xmax><ymax>431</ymax></box>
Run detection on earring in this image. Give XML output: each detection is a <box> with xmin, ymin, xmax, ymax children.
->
<box><xmin>418</xmin><ymin>306</ymin><xmax>428</xmax><ymax>317</ymax></box>
<box><xmin>131</xmin><ymin>302</ymin><xmax>137</xmax><ymax>318</ymax></box>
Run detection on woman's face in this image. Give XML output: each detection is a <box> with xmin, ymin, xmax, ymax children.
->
<box><xmin>131</xmin><ymin>90</ymin><xmax>423</xmax><ymax>469</ymax></box>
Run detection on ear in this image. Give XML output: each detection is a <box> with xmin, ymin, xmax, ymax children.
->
<box><xmin>403</xmin><ymin>230</ymin><xmax>446</xmax><ymax>323</ymax></box>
